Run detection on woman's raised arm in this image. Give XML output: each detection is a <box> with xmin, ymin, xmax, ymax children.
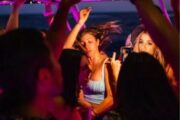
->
<box><xmin>63</xmin><ymin>7</ymin><xmax>91</xmax><ymax>49</ymax></box>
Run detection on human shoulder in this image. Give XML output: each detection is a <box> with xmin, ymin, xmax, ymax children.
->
<box><xmin>100</xmin><ymin>51</ymin><xmax>109</xmax><ymax>63</ymax></box>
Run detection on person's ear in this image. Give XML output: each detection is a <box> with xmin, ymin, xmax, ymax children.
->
<box><xmin>37</xmin><ymin>68</ymin><xmax>53</xmax><ymax>94</ymax></box>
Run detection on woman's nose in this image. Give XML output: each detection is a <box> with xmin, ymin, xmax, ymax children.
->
<box><xmin>84</xmin><ymin>44</ymin><xmax>90</xmax><ymax>50</ymax></box>
<box><xmin>142</xmin><ymin>44</ymin><xmax>147</xmax><ymax>50</ymax></box>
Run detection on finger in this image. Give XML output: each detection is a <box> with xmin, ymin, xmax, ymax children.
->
<box><xmin>111</xmin><ymin>52</ymin><xmax>116</xmax><ymax>61</ymax></box>
<box><xmin>85</xmin><ymin>7</ymin><xmax>92</xmax><ymax>15</ymax></box>
<box><xmin>83</xmin><ymin>7</ymin><xmax>91</xmax><ymax>12</ymax></box>
<box><xmin>88</xmin><ymin>7</ymin><xmax>92</xmax><ymax>12</ymax></box>
<box><xmin>87</xmin><ymin>6</ymin><xmax>92</xmax><ymax>10</ymax></box>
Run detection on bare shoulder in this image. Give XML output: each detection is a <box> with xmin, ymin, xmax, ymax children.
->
<box><xmin>100</xmin><ymin>51</ymin><xmax>109</xmax><ymax>62</ymax></box>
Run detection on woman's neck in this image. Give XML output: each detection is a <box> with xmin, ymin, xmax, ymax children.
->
<box><xmin>88</xmin><ymin>51</ymin><xmax>101</xmax><ymax>63</ymax></box>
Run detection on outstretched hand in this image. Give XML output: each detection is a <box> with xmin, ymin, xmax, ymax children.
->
<box><xmin>13</xmin><ymin>0</ymin><xmax>25</xmax><ymax>10</ymax></box>
<box><xmin>78</xmin><ymin>7</ymin><xmax>92</xmax><ymax>25</ymax></box>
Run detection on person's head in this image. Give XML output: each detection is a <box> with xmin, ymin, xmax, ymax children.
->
<box><xmin>116</xmin><ymin>52</ymin><xmax>178</xmax><ymax>120</ymax></box>
<box><xmin>133</xmin><ymin>31</ymin><xmax>165</xmax><ymax>67</ymax></box>
<box><xmin>137</xmin><ymin>31</ymin><xmax>156</xmax><ymax>54</ymax></box>
<box><xmin>78</xmin><ymin>28</ymin><xmax>100</xmax><ymax>57</ymax></box>
<box><xmin>0</xmin><ymin>28</ymin><xmax>62</xmax><ymax>116</ymax></box>
<box><xmin>59</xmin><ymin>49</ymin><xmax>84</xmax><ymax>107</ymax></box>
<box><xmin>130</xmin><ymin>24</ymin><xmax>145</xmax><ymax>46</ymax></box>
<box><xmin>77</xmin><ymin>21</ymin><xmax>121</xmax><ymax>57</ymax></box>
<box><xmin>130</xmin><ymin>5</ymin><xmax>163</xmax><ymax>46</ymax></box>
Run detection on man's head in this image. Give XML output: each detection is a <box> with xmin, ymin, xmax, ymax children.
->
<box><xmin>0</xmin><ymin>28</ymin><xmax>62</xmax><ymax>115</ymax></box>
<box><xmin>117</xmin><ymin>52</ymin><xmax>178</xmax><ymax>120</ymax></box>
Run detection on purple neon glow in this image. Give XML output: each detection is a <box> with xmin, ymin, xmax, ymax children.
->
<box><xmin>0</xmin><ymin>0</ymin><xmax>119</xmax><ymax>5</ymax></box>
<box><xmin>0</xmin><ymin>0</ymin><xmax>14</xmax><ymax>5</ymax></box>
<box><xmin>158</xmin><ymin>0</ymin><xmax>171</xmax><ymax>24</ymax></box>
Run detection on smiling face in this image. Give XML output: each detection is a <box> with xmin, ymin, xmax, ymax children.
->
<box><xmin>137</xmin><ymin>32</ymin><xmax>156</xmax><ymax>55</ymax></box>
<box><xmin>80</xmin><ymin>32</ymin><xmax>100</xmax><ymax>57</ymax></box>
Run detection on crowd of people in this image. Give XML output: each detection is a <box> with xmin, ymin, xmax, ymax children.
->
<box><xmin>0</xmin><ymin>0</ymin><xmax>179</xmax><ymax>119</ymax></box>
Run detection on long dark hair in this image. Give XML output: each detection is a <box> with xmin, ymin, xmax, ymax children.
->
<box><xmin>117</xmin><ymin>52</ymin><xmax>178</xmax><ymax>120</ymax></box>
<box><xmin>59</xmin><ymin>49</ymin><xmax>84</xmax><ymax>107</ymax></box>
<box><xmin>77</xmin><ymin>20</ymin><xmax>122</xmax><ymax>50</ymax></box>
<box><xmin>0</xmin><ymin>29</ymin><xmax>53</xmax><ymax>115</ymax></box>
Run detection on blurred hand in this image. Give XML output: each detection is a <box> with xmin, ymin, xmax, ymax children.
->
<box><xmin>13</xmin><ymin>0</ymin><xmax>25</xmax><ymax>10</ymax></box>
<box><xmin>78</xmin><ymin>7</ymin><xmax>92</xmax><ymax>25</ymax></box>
<box><xmin>109</xmin><ymin>52</ymin><xmax>121</xmax><ymax>82</ymax></box>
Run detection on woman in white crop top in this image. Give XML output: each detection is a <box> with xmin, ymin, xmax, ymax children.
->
<box><xmin>63</xmin><ymin>7</ymin><xmax>121</xmax><ymax>119</ymax></box>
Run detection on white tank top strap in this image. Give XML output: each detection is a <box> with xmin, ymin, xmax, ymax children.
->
<box><xmin>101</xmin><ymin>57</ymin><xmax>109</xmax><ymax>80</ymax></box>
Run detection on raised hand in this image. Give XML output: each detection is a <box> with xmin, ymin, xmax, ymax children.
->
<box><xmin>4</xmin><ymin>0</ymin><xmax>25</xmax><ymax>33</ymax></box>
<box><xmin>109</xmin><ymin>52</ymin><xmax>121</xmax><ymax>82</ymax></box>
<box><xmin>62</xmin><ymin>6</ymin><xmax>91</xmax><ymax>49</ymax></box>
<box><xmin>78</xmin><ymin>7</ymin><xmax>92</xmax><ymax>25</ymax></box>
<box><xmin>13</xmin><ymin>0</ymin><xmax>25</xmax><ymax>10</ymax></box>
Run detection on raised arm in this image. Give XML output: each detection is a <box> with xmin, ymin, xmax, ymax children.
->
<box><xmin>130</xmin><ymin>0</ymin><xmax>179</xmax><ymax>80</ymax></box>
<box><xmin>46</xmin><ymin>0</ymin><xmax>80</xmax><ymax>60</ymax></box>
<box><xmin>43</xmin><ymin>0</ymin><xmax>54</xmax><ymax>26</ymax></box>
<box><xmin>5</xmin><ymin>0</ymin><xmax>25</xmax><ymax>32</ymax></box>
<box><xmin>63</xmin><ymin>7</ymin><xmax>91</xmax><ymax>49</ymax></box>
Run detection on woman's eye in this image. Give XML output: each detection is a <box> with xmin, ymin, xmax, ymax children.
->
<box><xmin>148</xmin><ymin>42</ymin><xmax>152</xmax><ymax>45</ymax></box>
<box><xmin>139</xmin><ymin>40</ymin><xmax>143</xmax><ymax>44</ymax></box>
<box><xmin>88</xmin><ymin>41</ymin><xmax>92</xmax><ymax>44</ymax></box>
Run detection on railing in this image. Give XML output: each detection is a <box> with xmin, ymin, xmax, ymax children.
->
<box><xmin>0</xmin><ymin>0</ymin><xmax>125</xmax><ymax>5</ymax></box>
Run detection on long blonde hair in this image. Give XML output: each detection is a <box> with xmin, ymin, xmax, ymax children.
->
<box><xmin>133</xmin><ymin>31</ymin><xmax>166</xmax><ymax>68</ymax></box>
